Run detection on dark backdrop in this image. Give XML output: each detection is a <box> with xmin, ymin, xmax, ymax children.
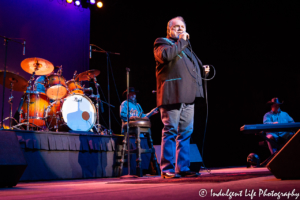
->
<box><xmin>90</xmin><ymin>0</ymin><xmax>300</xmax><ymax>167</ymax></box>
<box><xmin>0</xmin><ymin>0</ymin><xmax>90</xmax><ymax>123</ymax></box>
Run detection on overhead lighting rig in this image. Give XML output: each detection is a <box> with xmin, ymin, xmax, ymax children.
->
<box><xmin>65</xmin><ymin>0</ymin><xmax>103</xmax><ymax>9</ymax></box>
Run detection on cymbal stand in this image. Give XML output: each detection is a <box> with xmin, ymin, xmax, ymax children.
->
<box><xmin>92</xmin><ymin>76</ymin><xmax>101</xmax><ymax>133</ymax></box>
<box><xmin>91</xmin><ymin>77</ymin><xmax>115</xmax><ymax>134</ymax></box>
<box><xmin>25</xmin><ymin>71</ymin><xmax>36</xmax><ymax>130</ymax></box>
<box><xmin>0</xmin><ymin>35</ymin><xmax>25</xmax><ymax>129</ymax></box>
<box><xmin>3</xmin><ymin>82</ymin><xmax>18</xmax><ymax>128</ymax></box>
<box><xmin>25</xmin><ymin>62</ymin><xmax>40</xmax><ymax>130</ymax></box>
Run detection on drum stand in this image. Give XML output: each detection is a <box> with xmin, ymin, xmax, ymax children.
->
<box><xmin>92</xmin><ymin>77</ymin><xmax>101</xmax><ymax>133</ymax></box>
<box><xmin>3</xmin><ymin>82</ymin><xmax>18</xmax><ymax>129</ymax></box>
<box><xmin>15</xmin><ymin>67</ymin><xmax>38</xmax><ymax>131</ymax></box>
<box><xmin>0</xmin><ymin>35</ymin><xmax>25</xmax><ymax>129</ymax></box>
<box><xmin>90</xmin><ymin>77</ymin><xmax>115</xmax><ymax>134</ymax></box>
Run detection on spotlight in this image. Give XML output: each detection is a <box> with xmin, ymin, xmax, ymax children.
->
<box><xmin>97</xmin><ymin>1</ymin><xmax>103</xmax><ymax>8</ymax></box>
<box><xmin>90</xmin><ymin>0</ymin><xmax>96</xmax><ymax>4</ymax></box>
<box><xmin>74</xmin><ymin>0</ymin><xmax>81</xmax><ymax>6</ymax></box>
<box><xmin>66</xmin><ymin>0</ymin><xmax>73</xmax><ymax>3</ymax></box>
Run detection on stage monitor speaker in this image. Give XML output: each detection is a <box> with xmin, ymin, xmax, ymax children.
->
<box><xmin>154</xmin><ymin>144</ymin><xmax>202</xmax><ymax>171</ymax></box>
<box><xmin>0</xmin><ymin>130</ymin><xmax>27</xmax><ymax>187</ymax></box>
<box><xmin>267</xmin><ymin>129</ymin><xmax>300</xmax><ymax>180</ymax></box>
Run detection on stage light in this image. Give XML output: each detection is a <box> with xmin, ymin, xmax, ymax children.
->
<box><xmin>90</xmin><ymin>0</ymin><xmax>96</xmax><ymax>4</ymax></box>
<box><xmin>97</xmin><ymin>1</ymin><xmax>103</xmax><ymax>8</ymax></box>
<box><xmin>66</xmin><ymin>0</ymin><xmax>73</xmax><ymax>3</ymax></box>
<box><xmin>75</xmin><ymin>0</ymin><xmax>81</xmax><ymax>6</ymax></box>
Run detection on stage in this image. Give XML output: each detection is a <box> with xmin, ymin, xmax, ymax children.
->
<box><xmin>1</xmin><ymin>167</ymin><xmax>299</xmax><ymax>200</ymax></box>
<box><xmin>0</xmin><ymin>130</ymin><xmax>152</xmax><ymax>181</ymax></box>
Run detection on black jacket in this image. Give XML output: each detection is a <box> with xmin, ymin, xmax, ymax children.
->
<box><xmin>154</xmin><ymin>37</ymin><xmax>204</xmax><ymax>107</ymax></box>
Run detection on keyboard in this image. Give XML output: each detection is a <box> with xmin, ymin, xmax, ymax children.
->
<box><xmin>240</xmin><ymin>123</ymin><xmax>300</xmax><ymax>134</ymax></box>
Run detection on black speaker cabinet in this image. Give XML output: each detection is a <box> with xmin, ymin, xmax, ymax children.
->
<box><xmin>267</xmin><ymin>129</ymin><xmax>300</xmax><ymax>180</ymax></box>
<box><xmin>0</xmin><ymin>130</ymin><xmax>27</xmax><ymax>187</ymax></box>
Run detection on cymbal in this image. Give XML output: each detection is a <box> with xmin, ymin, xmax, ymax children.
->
<box><xmin>21</xmin><ymin>57</ymin><xmax>54</xmax><ymax>75</ymax></box>
<box><xmin>75</xmin><ymin>69</ymin><xmax>100</xmax><ymax>81</ymax></box>
<box><xmin>0</xmin><ymin>71</ymin><xmax>28</xmax><ymax>91</ymax></box>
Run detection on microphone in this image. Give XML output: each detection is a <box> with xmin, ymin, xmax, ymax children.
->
<box><xmin>152</xmin><ymin>90</ymin><xmax>156</xmax><ymax>93</ymax></box>
<box><xmin>203</xmin><ymin>65</ymin><xmax>210</xmax><ymax>74</ymax></box>
<box><xmin>23</xmin><ymin>40</ymin><xmax>26</xmax><ymax>55</ymax></box>
<box><xmin>89</xmin><ymin>45</ymin><xmax>92</xmax><ymax>59</ymax></box>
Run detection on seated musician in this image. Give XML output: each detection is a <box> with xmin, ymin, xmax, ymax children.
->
<box><xmin>120</xmin><ymin>87</ymin><xmax>158</xmax><ymax>134</ymax></box>
<box><xmin>263</xmin><ymin>97</ymin><xmax>294</xmax><ymax>154</ymax></box>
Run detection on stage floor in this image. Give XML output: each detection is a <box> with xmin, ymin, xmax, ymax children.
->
<box><xmin>1</xmin><ymin>167</ymin><xmax>300</xmax><ymax>200</ymax></box>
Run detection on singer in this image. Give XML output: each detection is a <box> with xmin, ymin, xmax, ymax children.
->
<box><xmin>153</xmin><ymin>16</ymin><xmax>207</xmax><ymax>178</ymax></box>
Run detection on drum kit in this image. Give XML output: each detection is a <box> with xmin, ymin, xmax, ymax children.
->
<box><xmin>0</xmin><ymin>57</ymin><xmax>106</xmax><ymax>134</ymax></box>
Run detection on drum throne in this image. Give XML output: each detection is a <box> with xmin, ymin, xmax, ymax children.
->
<box><xmin>119</xmin><ymin>118</ymin><xmax>160</xmax><ymax>177</ymax></box>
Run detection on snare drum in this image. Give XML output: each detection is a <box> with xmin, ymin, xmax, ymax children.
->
<box><xmin>20</xmin><ymin>91</ymin><xmax>49</xmax><ymax>127</ymax></box>
<box><xmin>46</xmin><ymin>74</ymin><xmax>68</xmax><ymax>100</ymax></box>
<box><xmin>66</xmin><ymin>80</ymin><xmax>84</xmax><ymax>95</ymax></box>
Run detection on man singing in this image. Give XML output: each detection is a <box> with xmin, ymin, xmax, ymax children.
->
<box><xmin>153</xmin><ymin>16</ymin><xmax>208</xmax><ymax>178</ymax></box>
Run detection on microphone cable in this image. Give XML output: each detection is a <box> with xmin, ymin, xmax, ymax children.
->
<box><xmin>188</xmin><ymin>38</ymin><xmax>216</xmax><ymax>174</ymax></box>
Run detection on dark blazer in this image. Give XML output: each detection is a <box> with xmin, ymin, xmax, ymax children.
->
<box><xmin>154</xmin><ymin>37</ymin><xmax>204</xmax><ymax>107</ymax></box>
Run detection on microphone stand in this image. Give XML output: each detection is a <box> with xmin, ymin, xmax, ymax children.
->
<box><xmin>0</xmin><ymin>35</ymin><xmax>25</xmax><ymax>130</ymax></box>
<box><xmin>91</xmin><ymin>48</ymin><xmax>120</xmax><ymax>135</ymax></box>
<box><xmin>120</xmin><ymin>68</ymin><xmax>137</xmax><ymax>179</ymax></box>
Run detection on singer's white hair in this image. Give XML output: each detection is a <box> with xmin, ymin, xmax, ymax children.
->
<box><xmin>167</xmin><ymin>16</ymin><xmax>186</xmax><ymax>37</ymax></box>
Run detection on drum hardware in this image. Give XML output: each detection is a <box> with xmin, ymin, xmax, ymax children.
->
<box><xmin>44</xmin><ymin>100</ymin><xmax>64</xmax><ymax>132</ymax></box>
<box><xmin>90</xmin><ymin>76</ymin><xmax>115</xmax><ymax>134</ymax></box>
<box><xmin>0</xmin><ymin>71</ymin><xmax>28</xmax><ymax>129</ymax></box>
<box><xmin>83</xmin><ymin>87</ymin><xmax>93</xmax><ymax>92</ymax></box>
<box><xmin>0</xmin><ymin>35</ymin><xmax>25</xmax><ymax>130</ymax></box>
<box><xmin>20</xmin><ymin>57</ymin><xmax>54</xmax><ymax>130</ymax></box>
<box><xmin>93</xmin><ymin>77</ymin><xmax>101</xmax><ymax>133</ymax></box>
<box><xmin>90</xmin><ymin>45</ymin><xmax>120</xmax><ymax>135</ymax></box>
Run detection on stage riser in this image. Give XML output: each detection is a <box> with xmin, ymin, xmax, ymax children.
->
<box><xmin>20</xmin><ymin>150</ymin><xmax>148</xmax><ymax>180</ymax></box>
<box><xmin>0</xmin><ymin>130</ymin><xmax>151</xmax><ymax>181</ymax></box>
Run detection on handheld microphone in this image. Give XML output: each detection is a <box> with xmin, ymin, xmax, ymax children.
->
<box><xmin>89</xmin><ymin>45</ymin><xmax>92</xmax><ymax>59</ymax></box>
<box><xmin>152</xmin><ymin>90</ymin><xmax>156</xmax><ymax>93</ymax></box>
<box><xmin>23</xmin><ymin>41</ymin><xmax>26</xmax><ymax>55</ymax></box>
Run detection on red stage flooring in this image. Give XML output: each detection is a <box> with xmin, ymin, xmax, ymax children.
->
<box><xmin>1</xmin><ymin>167</ymin><xmax>300</xmax><ymax>200</ymax></box>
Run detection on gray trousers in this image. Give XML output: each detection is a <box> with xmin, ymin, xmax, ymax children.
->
<box><xmin>159</xmin><ymin>103</ymin><xmax>194</xmax><ymax>173</ymax></box>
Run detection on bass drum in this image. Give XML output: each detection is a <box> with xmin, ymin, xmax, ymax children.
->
<box><xmin>62</xmin><ymin>94</ymin><xmax>96</xmax><ymax>131</ymax></box>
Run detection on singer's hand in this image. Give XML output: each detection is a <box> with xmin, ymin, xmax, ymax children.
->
<box><xmin>203</xmin><ymin>65</ymin><xmax>210</xmax><ymax>73</ymax></box>
<box><xmin>179</xmin><ymin>32</ymin><xmax>190</xmax><ymax>41</ymax></box>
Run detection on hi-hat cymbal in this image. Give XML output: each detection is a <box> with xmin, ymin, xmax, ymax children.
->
<box><xmin>21</xmin><ymin>57</ymin><xmax>54</xmax><ymax>75</ymax></box>
<box><xmin>0</xmin><ymin>71</ymin><xmax>28</xmax><ymax>92</ymax></box>
<box><xmin>75</xmin><ymin>69</ymin><xmax>100</xmax><ymax>81</ymax></box>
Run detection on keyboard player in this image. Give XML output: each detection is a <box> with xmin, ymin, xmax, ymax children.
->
<box><xmin>263</xmin><ymin>97</ymin><xmax>294</xmax><ymax>154</ymax></box>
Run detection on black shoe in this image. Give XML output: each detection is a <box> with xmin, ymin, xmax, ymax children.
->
<box><xmin>161</xmin><ymin>172</ymin><xmax>181</xmax><ymax>179</ymax></box>
<box><xmin>179</xmin><ymin>170</ymin><xmax>200</xmax><ymax>177</ymax></box>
